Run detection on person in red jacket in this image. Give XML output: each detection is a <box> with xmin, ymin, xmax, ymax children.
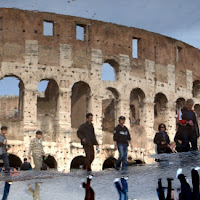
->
<box><xmin>177</xmin><ymin>99</ymin><xmax>199</xmax><ymax>152</ymax></box>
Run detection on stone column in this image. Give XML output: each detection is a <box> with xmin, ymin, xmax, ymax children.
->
<box><xmin>167</xmin><ymin>64</ymin><xmax>175</xmax><ymax>92</ymax></box>
<box><xmin>166</xmin><ymin>101</ymin><xmax>176</xmax><ymax>141</ymax></box>
<box><xmin>90</xmin><ymin>49</ymin><xmax>103</xmax><ymax>80</ymax></box>
<box><xmin>90</xmin><ymin>90</ymin><xmax>103</xmax><ymax>144</ymax></box>
<box><xmin>118</xmin><ymin>98</ymin><xmax>130</xmax><ymax>129</ymax></box>
<box><xmin>118</xmin><ymin>54</ymin><xmax>130</xmax><ymax>81</ymax></box>
<box><xmin>23</xmin><ymin>85</ymin><xmax>37</xmax><ymax>130</ymax></box>
<box><xmin>57</xmin><ymin>88</ymin><xmax>72</xmax><ymax>144</ymax></box>
<box><xmin>57</xmin><ymin>88</ymin><xmax>71</xmax><ymax>129</ymax></box>
<box><xmin>186</xmin><ymin>70</ymin><xmax>193</xmax><ymax>95</ymax></box>
<box><xmin>142</xmin><ymin>98</ymin><xmax>155</xmax><ymax>152</ymax></box>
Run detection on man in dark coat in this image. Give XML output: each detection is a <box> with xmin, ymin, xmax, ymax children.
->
<box><xmin>178</xmin><ymin>99</ymin><xmax>199</xmax><ymax>151</ymax></box>
<box><xmin>77</xmin><ymin>113</ymin><xmax>99</xmax><ymax>173</ymax></box>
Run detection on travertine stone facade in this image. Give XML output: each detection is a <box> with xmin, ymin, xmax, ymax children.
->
<box><xmin>0</xmin><ymin>8</ymin><xmax>200</xmax><ymax>171</ymax></box>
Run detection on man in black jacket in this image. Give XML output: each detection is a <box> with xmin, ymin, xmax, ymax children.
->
<box><xmin>113</xmin><ymin>116</ymin><xmax>132</xmax><ymax>172</ymax></box>
<box><xmin>77</xmin><ymin>113</ymin><xmax>99</xmax><ymax>173</ymax></box>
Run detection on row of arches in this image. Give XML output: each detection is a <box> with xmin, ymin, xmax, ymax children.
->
<box><xmin>1</xmin><ymin>154</ymin><xmax>143</xmax><ymax>171</ymax></box>
<box><xmin>0</xmin><ymin>154</ymin><xmax>57</xmax><ymax>170</ymax></box>
<box><xmin>70</xmin><ymin>156</ymin><xmax>144</xmax><ymax>171</ymax></box>
<box><xmin>1</xmin><ymin>75</ymin><xmax>200</xmax><ymax>133</ymax></box>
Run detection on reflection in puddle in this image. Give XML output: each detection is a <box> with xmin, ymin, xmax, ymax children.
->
<box><xmin>28</xmin><ymin>182</ymin><xmax>41</xmax><ymax>200</ymax></box>
<box><xmin>2</xmin><ymin>181</ymin><xmax>12</xmax><ymax>200</ymax></box>
<box><xmin>1</xmin><ymin>152</ymin><xmax>200</xmax><ymax>199</ymax></box>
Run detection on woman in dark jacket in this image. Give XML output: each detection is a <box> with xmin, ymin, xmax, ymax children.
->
<box><xmin>154</xmin><ymin>123</ymin><xmax>173</xmax><ymax>154</ymax></box>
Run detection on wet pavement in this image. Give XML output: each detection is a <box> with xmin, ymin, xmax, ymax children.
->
<box><xmin>1</xmin><ymin>151</ymin><xmax>200</xmax><ymax>200</ymax></box>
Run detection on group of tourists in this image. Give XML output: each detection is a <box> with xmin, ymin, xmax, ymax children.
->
<box><xmin>77</xmin><ymin>113</ymin><xmax>132</xmax><ymax>174</ymax></box>
<box><xmin>154</xmin><ymin>99</ymin><xmax>199</xmax><ymax>154</ymax></box>
<box><xmin>1</xmin><ymin>99</ymin><xmax>198</xmax><ymax>175</ymax></box>
<box><xmin>0</xmin><ymin>127</ymin><xmax>46</xmax><ymax>174</ymax></box>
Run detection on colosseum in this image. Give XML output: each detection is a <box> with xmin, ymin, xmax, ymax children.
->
<box><xmin>0</xmin><ymin>8</ymin><xmax>200</xmax><ymax>172</ymax></box>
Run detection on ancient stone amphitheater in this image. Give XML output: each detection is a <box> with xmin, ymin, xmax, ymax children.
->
<box><xmin>0</xmin><ymin>8</ymin><xmax>200</xmax><ymax>171</ymax></box>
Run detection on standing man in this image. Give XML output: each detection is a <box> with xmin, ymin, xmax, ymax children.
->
<box><xmin>0</xmin><ymin>126</ymin><xmax>10</xmax><ymax>173</ymax></box>
<box><xmin>178</xmin><ymin>99</ymin><xmax>199</xmax><ymax>151</ymax></box>
<box><xmin>114</xmin><ymin>116</ymin><xmax>132</xmax><ymax>172</ymax></box>
<box><xmin>28</xmin><ymin>131</ymin><xmax>45</xmax><ymax>171</ymax></box>
<box><xmin>77</xmin><ymin>113</ymin><xmax>99</xmax><ymax>173</ymax></box>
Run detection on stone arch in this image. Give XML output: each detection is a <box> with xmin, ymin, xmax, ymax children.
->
<box><xmin>130</xmin><ymin>88</ymin><xmax>145</xmax><ymax>126</ymax></box>
<box><xmin>102</xmin><ymin>157</ymin><xmax>116</xmax><ymax>170</ymax></box>
<box><xmin>44</xmin><ymin>155</ymin><xmax>57</xmax><ymax>169</ymax></box>
<box><xmin>154</xmin><ymin>93</ymin><xmax>168</xmax><ymax>130</ymax></box>
<box><xmin>102</xmin><ymin>87</ymin><xmax>119</xmax><ymax>133</ymax></box>
<box><xmin>103</xmin><ymin>59</ymin><xmax>119</xmax><ymax>81</ymax></box>
<box><xmin>70</xmin><ymin>156</ymin><xmax>85</xmax><ymax>171</ymax></box>
<box><xmin>37</xmin><ymin>79</ymin><xmax>59</xmax><ymax>142</ymax></box>
<box><xmin>71</xmin><ymin>81</ymin><xmax>91</xmax><ymax>129</ymax></box>
<box><xmin>102</xmin><ymin>59</ymin><xmax>119</xmax><ymax>81</ymax></box>
<box><xmin>193</xmin><ymin>80</ymin><xmax>200</xmax><ymax>98</ymax></box>
<box><xmin>8</xmin><ymin>154</ymin><xmax>22</xmax><ymax>169</ymax></box>
<box><xmin>175</xmin><ymin>98</ymin><xmax>185</xmax><ymax>114</ymax></box>
<box><xmin>0</xmin><ymin>75</ymin><xmax>25</xmax><ymax>120</ymax></box>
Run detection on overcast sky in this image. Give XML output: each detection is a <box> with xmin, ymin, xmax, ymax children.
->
<box><xmin>0</xmin><ymin>0</ymin><xmax>200</xmax><ymax>95</ymax></box>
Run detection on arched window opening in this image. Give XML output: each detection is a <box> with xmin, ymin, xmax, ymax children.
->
<box><xmin>102</xmin><ymin>157</ymin><xmax>116</xmax><ymax>170</ymax></box>
<box><xmin>101</xmin><ymin>63</ymin><xmax>115</xmax><ymax>81</ymax></box>
<box><xmin>70</xmin><ymin>156</ymin><xmax>86</xmax><ymax>171</ymax></box>
<box><xmin>37</xmin><ymin>79</ymin><xmax>59</xmax><ymax>142</ymax></box>
<box><xmin>176</xmin><ymin>98</ymin><xmax>185</xmax><ymax>114</ymax></box>
<box><xmin>9</xmin><ymin>154</ymin><xmax>22</xmax><ymax>169</ymax></box>
<box><xmin>130</xmin><ymin>88</ymin><xmax>145</xmax><ymax>127</ymax></box>
<box><xmin>0</xmin><ymin>76</ymin><xmax>24</xmax><ymax>120</ymax></box>
<box><xmin>71</xmin><ymin>81</ymin><xmax>91</xmax><ymax>129</ymax></box>
<box><xmin>102</xmin><ymin>88</ymin><xmax>119</xmax><ymax>133</ymax></box>
<box><xmin>101</xmin><ymin>59</ymin><xmax>119</xmax><ymax>81</ymax></box>
<box><xmin>154</xmin><ymin>93</ymin><xmax>168</xmax><ymax>130</ymax></box>
<box><xmin>193</xmin><ymin>80</ymin><xmax>200</xmax><ymax>98</ymax></box>
<box><xmin>43</xmin><ymin>155</ymin><xmax>57</xmax><ymax>169</ymax></box>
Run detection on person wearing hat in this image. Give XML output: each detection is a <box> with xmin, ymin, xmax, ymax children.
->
<box><xmin>113</xmin><ymin>116</ymin><xmax>132</xmax><ymax>172</ymax></box>
<box><xmin>28</xmin><ymin>131</ymin><xmax>45</xmax><ymax>171</ymax></box>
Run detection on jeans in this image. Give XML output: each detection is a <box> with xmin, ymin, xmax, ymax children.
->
<box><xmin>2</xmin><ymin>182</ymin><xmax>11</xmax><ymax>200</ymax></box>
<box><xmin>115</xmin><ymin>144</ymin><xmax>128</xmax><ymax>171</ymax></box>
<box><xmin>0</xmin><ymin>153</ymin><xmax>10</xmax><ymax>173</ymax></box>
<box><xmin>114</xmin><ymin>178</ymin><xmax>128</xmax><ymax>200</ymax></box>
